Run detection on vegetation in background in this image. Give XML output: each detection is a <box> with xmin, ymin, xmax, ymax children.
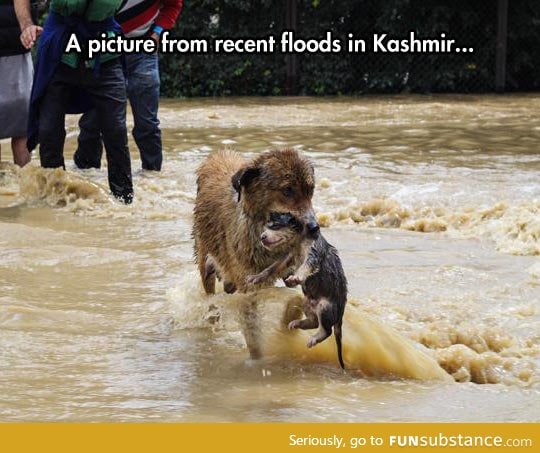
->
<box><xmin>35</xmin><ymin>0</ymin><xmax>540</xmax><ymax>96</ymax></box>
<box><xmin>158</xmin><ymin>0</ymin><xmax>539</xmax><ymax>96</ymax></box>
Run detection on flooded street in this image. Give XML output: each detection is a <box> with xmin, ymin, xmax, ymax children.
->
<box><xmin>0</xmin><ymin>95</ymin><xmax>539</xmax><ymax>421</ymax></box>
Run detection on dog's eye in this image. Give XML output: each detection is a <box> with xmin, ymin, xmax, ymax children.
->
<box><xmin>282</xmin><ymin>186</ymin><xmax>294</xmax><ymax>198</ymax></box>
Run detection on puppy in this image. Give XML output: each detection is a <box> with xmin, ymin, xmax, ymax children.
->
<box><xmin>247</xmin><ymin>212</ymin><xmax>348</xmax><ymax>369</ymax></box>
<box><xmin>193</xmin><ymin>149</ymin><xmax>319</xmax><ymax>295</ymax></box>
<box><xmin>245</xmin><ymin>212</ymin><xmax>305</xmax><ymax>286</ymax></box>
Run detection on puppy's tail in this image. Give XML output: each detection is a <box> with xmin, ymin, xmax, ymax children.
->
<box><xmin>334</xmin><ymin>321</ymin><xmax>345</xmax><ymax>370</ymax></box>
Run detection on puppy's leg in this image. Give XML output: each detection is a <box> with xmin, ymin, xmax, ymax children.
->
<box><xmin>307</xmin><ymin>321</ymin><xmax>332</xmax><ymax>348</ymax></box>
<box><xmin>247</xmin><ymin>253</ymin><xmax>293</xmax><ymax>286</ymax></box>
<box><xmin>281</xmin><ymin>295</ymin><xmax>305</xmax><ymax>327</ymax></box>
<box><xmin>307</xmin><ymin>302</ymin><xmax>333</xmax><ymax>348</ymax></box>
<box><xmin>285</xmin><ymin>261</ymin><xmax>317</xmax><ymax>287</ymax></box>
<box><xmin>246</xmin><ymin>267</ymin><xmax>274</xmax><ymax>286</ymax></box>
<box><xmin>288</xmin><ymin>298</ymin><xmax>319</xmax><ymax>330</ymax></box>
<box><xmin>288</xmin><ymin>314</ymin><xmax>318</xmax><ymax>330</ymax></box>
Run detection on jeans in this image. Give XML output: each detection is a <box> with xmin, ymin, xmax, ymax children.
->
<box><xmin>75</xmin><ymin>52</ymin><xmax>162</xmax><ymax>171</ymax></box>
<box><xmin>38</xmin><ymin>59</ymin><xmax>133</xmax><ymax>203</ymax></box>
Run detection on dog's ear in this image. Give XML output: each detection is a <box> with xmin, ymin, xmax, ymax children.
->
<box><xmin>231</xmin><ymin>167</ymin><xmax>261</xmax><ymax>201</ymax></box>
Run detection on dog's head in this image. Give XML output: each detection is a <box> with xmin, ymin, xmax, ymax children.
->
<box><xmin>232</xmin><ymin>149</ymin><xmax>319</xmax><ymax>236</ymax></box>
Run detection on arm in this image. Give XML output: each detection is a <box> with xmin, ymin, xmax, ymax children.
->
<box><xmin>154</xmin><ymin>0</ymin><xmax>183</xmax><ymax>30</ymax></box>
<box><xmin>151</xmin><ymin>0</ymin><xmax>182</xmax><ymax>41</ymax></box>
<box><xmin>14</xmin><ymin>0</ymin><xmax>42</xmax><ymax>49</ymax></box>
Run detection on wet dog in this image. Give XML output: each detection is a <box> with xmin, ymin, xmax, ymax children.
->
<box><xmin>247</xmin><ymin>212</ymin><xmax>348</xmax><ymax>369</ymax></box>
<box><xmin>193</xmin><ymin>149</ymin><xmax>319</xmax><ymax>295</ymax></box>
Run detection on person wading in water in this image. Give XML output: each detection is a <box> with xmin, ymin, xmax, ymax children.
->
<box><xmin>15</xmin><ymin>0</ymin><xmax>134</xmax><ymax>203</ymax></box>
<box><xmin>74</xmin><ymin>0</ymin><xmax>183</xmax><ymax>173</ymax></box>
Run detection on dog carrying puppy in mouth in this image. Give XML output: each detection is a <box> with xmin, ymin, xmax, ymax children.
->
<box><xmin>193</xmin><ymin>148</ymin><xmax>319</xmax><ymax>295</ymax></box>
<box><xmin>193</xmin><ymin>148</ymin><xmax>319</xmax><ymax>358</ymax></box>
<box><xmin>247</xmin><ymin>212</ymin><xmax>348</xmax><ymax>369</ymax></box>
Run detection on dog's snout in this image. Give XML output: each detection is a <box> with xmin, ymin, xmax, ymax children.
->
<box><xmin>307</xmin><ymin>221</ymin><xmax>320</xmax><ymax>238</ymax></box>
<box><xmin>261</xmin><ymin>232</ymin><xmax>268</xmax><ymax>241</ymax></box>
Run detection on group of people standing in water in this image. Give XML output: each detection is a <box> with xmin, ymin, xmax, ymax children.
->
<box><xmin>0</xmin><ymin>0</ymin><xmax>183</xmax><ymax>203</ymax></box>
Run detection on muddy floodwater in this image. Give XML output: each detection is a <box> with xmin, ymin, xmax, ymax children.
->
<box><xmin>1</xmin><ymin>95</ymin><xmax>539</xmax><ymax>422</ymax></box>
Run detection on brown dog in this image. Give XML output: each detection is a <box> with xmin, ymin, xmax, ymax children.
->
<box><xmin>193</xmin><ymin>148</ymin><xmax>319</xmax><ymax>295</ymax></box>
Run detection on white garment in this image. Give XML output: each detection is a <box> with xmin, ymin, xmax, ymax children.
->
<box><xmin>0</xmin><ymin>52</ymin><xmax>33</xmax><ymax>139</ymax></box>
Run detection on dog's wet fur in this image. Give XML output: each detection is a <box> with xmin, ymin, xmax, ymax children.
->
<box><xmin>247</xmin><ymin>213</ymin><xmax>348</xmax><ymax>369</ymax></box>
<box><xmin>193</xmin><ymin>149</ymin><xmax>318</xmax><ymax>295</ymax></box>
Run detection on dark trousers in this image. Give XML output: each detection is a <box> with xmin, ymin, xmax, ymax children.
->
<box><xmin>38</xmin><ymin>59</ymin><xmax>133</xmax><ymax>203</ymax></box>
<box><xmin>75</xmin><ymin>52</ymin><xmax>162</xmax><ymax>171</ymax></box>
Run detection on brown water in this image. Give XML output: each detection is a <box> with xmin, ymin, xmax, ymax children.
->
<box><xmin>0</xmin><ymin>95</ymin><xmax>539</xmax><ymax>422</ymax></box>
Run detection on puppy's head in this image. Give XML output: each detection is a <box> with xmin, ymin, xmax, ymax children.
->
<box><xmin>232</xmin><ymin>149</ymin><xmax>319</xmax><ymax>236</ymax></box>
<box><xmin>260</xmin><ymin>212</ymin><xmax>303</xmax><ymax>250</ymax></box>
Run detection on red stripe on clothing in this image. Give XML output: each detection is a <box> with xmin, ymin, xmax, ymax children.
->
<box><xmin>120</xmin><ymin>4</ymin><xmax>160</xmax><ymax>35</ymax></box>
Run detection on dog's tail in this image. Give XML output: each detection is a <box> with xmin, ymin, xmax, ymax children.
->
<box><xmin>334</xmin><ymin>321</ymin><xmax>345</xmax><ymax>369</ymax></box>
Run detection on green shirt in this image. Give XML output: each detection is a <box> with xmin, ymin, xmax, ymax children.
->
<box><xmin>50</xmin><ymin>0</ymin><xmax>122</xmax><ymax>68</ymax></box>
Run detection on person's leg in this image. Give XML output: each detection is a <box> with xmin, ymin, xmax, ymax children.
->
<box><xmin>11</xmin><ymin>137</ymin><xmax>31</xmax><ymax>167</ymax></box>
<box><xmin>38</xmin><ymin>68</ymin><xmax>72</xmax><ymax>169</ymax></box>
<box><xmin>126</xmin><ymin>52</ymin><xmax>162</xmax><ymax>171</ymax></box>
<box><xmin>86</xmin><ymin>59</ymin><xmax>133</xmax><ymax>203</ymax></box>
<box><xmin>74</xmin><ymin>110</ymin><xmax>104</xmax><ymax>169</ymax></box>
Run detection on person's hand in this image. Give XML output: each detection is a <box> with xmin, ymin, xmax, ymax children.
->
<box><xmin>20</xmin><ymin>24</ymin><xmax>43</xmax><ymax>49</ymax></box>
<box><xmin>150</xmin><ymin>32</ymin><xmax>159</xmax><ymax>44</ymax></box>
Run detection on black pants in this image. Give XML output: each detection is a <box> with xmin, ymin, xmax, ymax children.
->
<box><xmin>38</xmin><ymin>60</ymin><xmax>133</xmax><ymax>203</ymax></box>
<box><xmin>75</xmin><ymin>52</ymin><xmax>162</xmax><ymax>171</ymax></box>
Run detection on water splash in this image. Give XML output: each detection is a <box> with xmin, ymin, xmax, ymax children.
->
<box><xmin>318</xmin><ymin>196</ymin><xmax>540</xmax><ymax>256</ymax></box>
<box><xmin>17</xmin><ymin>164</ymin><xmax>111</xmax><ymax>209</ymax></box>
<box><xmin>167</xmin><ymin>273</ymin><xmax>451</xmax><ymax>381</ymax></box>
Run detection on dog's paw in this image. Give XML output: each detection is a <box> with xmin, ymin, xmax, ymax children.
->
<box><xmin>288</xmin><ymin>320</ymin><xmax>301</xmax><ymax>330</ymax></box>
<box><xmin>285</xmin><ymin>275</ymin><xmax>302</xmax><ymax>287</ymax></box>
<box><xmin>307</xmin><ymin>337</ymin><xmax>318</xmax><ymax>348</ymax></box>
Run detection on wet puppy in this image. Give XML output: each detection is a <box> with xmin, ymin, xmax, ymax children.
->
<box><xmin>247</xmin><ymin>213</ymin><xmax>348</xmax><ymax>369</ymax></box>
<box><xmin>245</xmin><ymin>212</ymin><xmax>304</xmax><ymax>286</ymax></box>
<box><xmin>193</xmin><ymin>149</ymin><xmax>319</xmax><ymax>295</ymax></box>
